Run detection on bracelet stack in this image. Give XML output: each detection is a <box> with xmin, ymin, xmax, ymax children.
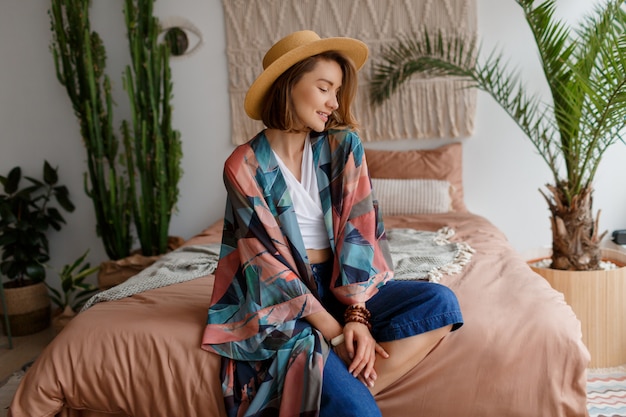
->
<box><xmin>344</xmin><ymin>304</ymin><xmax>372</xmax><ymax>330</ymax></box>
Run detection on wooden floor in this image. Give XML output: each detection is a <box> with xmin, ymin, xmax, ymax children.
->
<box><xmin>0</xmin><ymin>327</ymin><xmax>55</xmax><ymax>383</ymax></box>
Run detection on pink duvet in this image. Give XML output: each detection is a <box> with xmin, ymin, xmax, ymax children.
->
<box><xmin>9</xmin><ymin>213</ymin><xmax>590</xmax><ymax>417</ymax></box>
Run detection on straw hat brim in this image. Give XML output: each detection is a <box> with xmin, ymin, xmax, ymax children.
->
<box><xmin>244</xmin><ymin>37</ymin><xmax>368</xmax><ymax>120</ymax></box>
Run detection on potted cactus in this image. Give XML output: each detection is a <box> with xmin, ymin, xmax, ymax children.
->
<box><xmin>49</xmin><ymin>0</ymin><xmax>184</xmax><ymax>288</ymax></box>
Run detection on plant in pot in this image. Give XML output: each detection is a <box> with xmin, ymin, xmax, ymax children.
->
<box><xmin>370</xmin><ymin>0</ymin><xmax>626</xmax><ymax>272</ymax></box>
<box><xmin>0</xmin><ymin>161</ymin><xmax>75</xmax><ymax>336</ymax></box>
<box><xmin>369</xmin><ymin>0</ymin><xmax>626</xmax><ymax>367</ymax></box>
<box><xmin>47</xmin><ymin>249</ymin><xmax>99</xmax><ymax>334</ymax></box>
<box><xmin>49</xmin><ymin>0</ymin><xmax>184</xmax><ymax>289</ymax></box>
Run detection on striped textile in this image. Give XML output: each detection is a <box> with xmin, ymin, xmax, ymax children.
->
<box><xmin>588</xmin><ymin>365</ymin><xmax>626</xmax><ymax>417</ymax></box>
<box><xmin>371</xmin><ymin>178</ymin><xmax>453</xmax><ymax>215</ymax></box>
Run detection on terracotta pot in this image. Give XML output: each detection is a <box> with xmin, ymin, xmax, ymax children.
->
<box><xmin>52</xmin><ymin>305</ymin><xmax>77</xmax><ymax>335</ymax></box>
<box><xmin>530</xmin><ymin>247</ymin><xmax>626</xmax><ymax>368</ymax></box>
<box><xmin>0</xmin><ymin>280</ymin><xmax>51</xmax><ymax>336</ymax></box>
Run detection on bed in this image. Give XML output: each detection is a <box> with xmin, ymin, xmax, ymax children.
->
<box><xmin>9</xmin><ymin>143</ymin><xmax>590</xmax><ymax>417</ymax></box>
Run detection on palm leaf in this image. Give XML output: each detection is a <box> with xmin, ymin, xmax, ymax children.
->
<box><xmin>370</xmin><ymin>0</ymin><xmax>626</xmax><ymax>206</ymax></box>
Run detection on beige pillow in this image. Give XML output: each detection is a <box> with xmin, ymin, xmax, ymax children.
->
<box><xmin>364</xmin><ymin>143</ymin><xmax>466</xmax><ymax>212</ymax></box>
<box><xmin>372</xmin><ymin>178</ymin><xmax>453</xmax><ymax>215</ymax></box>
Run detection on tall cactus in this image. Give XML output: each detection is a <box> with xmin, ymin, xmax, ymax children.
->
<box><xmin>49</xmin><ymin>0</ymin><xmax>182</xmax><ymax>259</ymax></box>
<box><xmin>122</xmin><ymin>0</ymin><xmax>182</xmax><ymax>256</ymax></box>
<box><xmin>49</xmin><ymin>0</ymin><xmax>132</xmax><ymax>260</ymax></box>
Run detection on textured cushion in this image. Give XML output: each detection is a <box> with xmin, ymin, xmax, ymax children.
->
<box><xmin>364</xmin><ymin>142</ymin><xmax>466</xmax><ymax>212</ymax></box>
<box><xmin>372</xmin><ymin>178</ymin><xmax>452</xmax><ymax>215</ymax></box>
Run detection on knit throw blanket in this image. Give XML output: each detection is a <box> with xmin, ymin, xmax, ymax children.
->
<box><xmin>222</xmin><ymin>0</ymin><xmax>477</xmax><ymax>144</ymax></box>
<box><xmin>81</xmin><ymin>244</ymin><xmax>222</xmax><ymax>311</ymax></box>
<box><xmin>388</xmin><ymin>227</ymin><xmax>474</xmax><ymax>283</ymax></box>
<box><xmin>82</xmin><ymin>227</ymin><xmax>473</xmax><ymax>310</ymax></box>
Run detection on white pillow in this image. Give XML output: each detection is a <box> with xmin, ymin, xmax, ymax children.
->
<box><xmin>371</xmin><ymin>178</ymin><xmax>453</xmax><ymax>215</ymax></box>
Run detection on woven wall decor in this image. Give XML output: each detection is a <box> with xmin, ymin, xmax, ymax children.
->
<box><xmin>222</xmin><ymin>0</ymin><xmax>477</xmax><ymax>145</ymax></box>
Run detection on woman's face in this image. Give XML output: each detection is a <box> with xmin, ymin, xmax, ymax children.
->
<box><xmin>290</xmin><ymin>59</ymin><xmax>343</xmax><ymax>132</ymax></box>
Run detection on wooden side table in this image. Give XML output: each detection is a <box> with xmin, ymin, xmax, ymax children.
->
<box><xmin>530</xmin><ymin>246</ymin><xmax>626</xmax><ymax>369</ymax></box>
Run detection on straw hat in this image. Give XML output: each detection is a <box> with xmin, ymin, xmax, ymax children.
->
<box><xmin>244</xmin><ymin>30</ymin><xmax>369</xmax><ymax>120</ymax></box>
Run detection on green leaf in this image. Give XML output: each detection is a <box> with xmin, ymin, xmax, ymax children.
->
<box><xmin>3</xmin><ymin>167</ymin><xmax>21</xmax><ymax>194</ymax></box>
<box><xmin>44</xmin><ymin>209</ymin><xmax>64</xmax><ymax>232</ymax></box>
<box><xmin>68</xmin><ymin>251</ymin><xmax>89</xmax><ymax>273</ymax></box>
<box><xmin>46</xmin><ymin>283</ymin><xmax>61</xmax><ymax>299</ymax></box>
<box><xmin>25</xmin><ymin>262</ymin><xmax>46</xmax><ymax>282</ymax></box>
<box><xmin>53</xmin><ymin>186</ymin><xmax>75</xmax><ymax>212</ymax></box>
<box><xmin>43</xmin><ymin>160</ymin><xmax>58</xmax><ymax>185</ymax></box>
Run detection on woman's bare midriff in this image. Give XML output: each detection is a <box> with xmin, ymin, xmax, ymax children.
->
<box><xmin>307</xmin><ymin>247</ymin><xmax>332</xmax><ymax>264</ymax></box>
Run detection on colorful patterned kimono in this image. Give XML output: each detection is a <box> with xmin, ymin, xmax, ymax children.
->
<box><xmin>202</xmin><ymin>129</ymin><xmax>393</xmax><ymax>417</ymax></box>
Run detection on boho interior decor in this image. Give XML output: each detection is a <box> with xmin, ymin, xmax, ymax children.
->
<box><xmin>370</xmin><ymin>0</ymin><xmax>626</xmax><ymax>272</ymax></box>
<box><xmin>370</xmin><ymin>0</ymin><xmax>626</xmax><ymax>368</ymax></box>
<box><xmin>221</xmin><ymin>0</ymin><xmax>478</xmax><ymax>144</ymax></box>
<box><xmin>0</xmin><ymin>161</ymin><xmax>75</xmax><ymax>336</ymax></box>
<box><xmin>50</xmin><ymin>0</ymin><xmax>183</xmax><ymax>284</ymax></box>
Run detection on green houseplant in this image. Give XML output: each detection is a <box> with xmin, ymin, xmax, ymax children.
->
<box><xmin>49</xmin><ymin>0</ymin><xmax>132</xmax><ymax>261</ymax></box>
<box><xmin>0</xmin><ymin>161</ymin><xmax>75</xmax><ymax>335</ymax></box>
<box><xmin>48</xmin><ymin>250</ymin><xmax>99</xmax><ymax>334</ymax></box>
<box><xmin>48</xmin><ymin>249</ymin><xmax>99</xmax><ymax>313</ymax></box>
<box><xmin>121</xmin><ymin>0</ymin><xmax>183</xmax><ymax>257</ymax></box>
<box><xmin>370</xmin><ymin>0</ymin><xmax>626</xmax><ymax>271</ymax></box>
<box><xmin>49</xmin><ymin>0</ymin><xmax>183</xmax><ymax>263</ymax></box>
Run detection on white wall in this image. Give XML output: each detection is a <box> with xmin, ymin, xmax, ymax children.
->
<box><xmin>1</xmin><ymin>0</ymin><xmax>625</xmax><ymax>291</ymax></box>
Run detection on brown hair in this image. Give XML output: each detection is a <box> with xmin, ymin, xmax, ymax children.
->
<box><xmin>260</xmin><ymin>51</ymin><xmax>359</xmax><ymax>131</ymax></box>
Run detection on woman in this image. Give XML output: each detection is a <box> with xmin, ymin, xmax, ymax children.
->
<box><xmin>202</xmin><ymin>30</ymin><xmax>463</xmax><ymax>417</ymax></box>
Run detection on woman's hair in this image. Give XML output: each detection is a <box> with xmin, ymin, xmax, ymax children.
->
<box><xmin>260</xmin><ymin>51</ymin><xmax>359</xmax><ymax>131</ymax></box>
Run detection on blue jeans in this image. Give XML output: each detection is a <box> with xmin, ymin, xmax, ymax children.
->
<box><xmin>311</xmin><ymin>261</ymin><xmax>464</xmax><ymax>341</ymax></box>
<box><xmin>320</xmin><ymin>349</ymin><xmax>382</xmax><ymax>417</ymax></box>
<box><xmin>313</xmin><ymin>259</ymin><xmax>463</xmax><ymax>416</ymax></box>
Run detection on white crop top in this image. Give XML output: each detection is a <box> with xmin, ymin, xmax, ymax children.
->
<box><xmin>272</xmin><ymin>137</ymin><xmax>330</xmax><ymax>250</ymax></box>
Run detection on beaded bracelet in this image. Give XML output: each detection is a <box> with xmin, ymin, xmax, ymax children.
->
<box><xmin>344</xmin><ymin>304</ymin><xmax>372</xmax><ymax>330</ymax></box>
<box><xmin>345</xmin><ymin>304</ymin><xmax>371</xmax><ymax>320</ymax></box>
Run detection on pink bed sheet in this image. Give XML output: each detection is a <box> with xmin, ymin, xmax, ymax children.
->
<box><xmin>9</xmin><ymin>213</ymin><xmax>590</xmax><ymax>417</ymax></box>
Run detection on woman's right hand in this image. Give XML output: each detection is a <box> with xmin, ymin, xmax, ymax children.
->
<box><xmin>334</xmin><ymin>321</ymin><xmax>389</xmax><ymax>388</ymax></box>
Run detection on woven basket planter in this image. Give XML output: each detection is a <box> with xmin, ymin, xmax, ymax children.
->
<box><xmin>529</xmin><ymin>247</ymin><xmax>626</xmax><ymax>368</ymax></box>
<box><xmin>0</xmin><ymin>281</ymin><xmax>51</xmax><ymax>336</ymax></box>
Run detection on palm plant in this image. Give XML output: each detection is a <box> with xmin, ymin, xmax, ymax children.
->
<box><xmin>370</xmin><ymin>0</ymin><xmax>626</xmax><ymax>271</ymax></box>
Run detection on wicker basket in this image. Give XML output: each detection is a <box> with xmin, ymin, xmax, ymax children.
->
<box><xmin>530</xmin><ymin>248</ymin><xmax>626</xmax><ymax>368</ymax></box>
<box><xmin>0</xmin><ymin>281</ymin><xmax>51</xmax><ymax>336</ymax></box>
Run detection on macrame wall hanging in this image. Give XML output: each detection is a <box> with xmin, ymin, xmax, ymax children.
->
<box><xmin>222</xmin><ymin>0</ymin><xmax>477</xmax><ymax>145</ymax></box>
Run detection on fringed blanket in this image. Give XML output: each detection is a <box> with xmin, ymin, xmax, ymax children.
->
<box><xmin>80</xmin><ymin>243</ymin><xmax>221</xmax><ymax>311</ymax></box>
<box><xmin>81</xmin><ymin>229</ymin><xmax>473</xmax><ymax>307</ymax></box>
<box><xmin>79</xmin><ymin>220</ymin><xmax>473</xmax><ymax>416</ymax></box>
<box><xmin>389</xmin><ymin>227</ymin><xmax>474</xmax><ymax>283</ymax></box>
